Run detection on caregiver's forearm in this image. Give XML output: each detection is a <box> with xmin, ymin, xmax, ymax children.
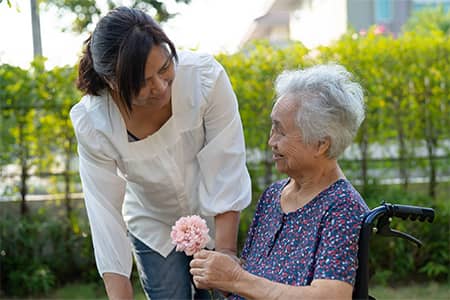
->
<box><xmin>103</xmin><ymin>273</ymin><xmax>133</xmax><ymax>300</ymax></box>
<box><xmin>214</xmin><ymin>211</ymin><xmax>240</xmax><ymax>254</ymax></box>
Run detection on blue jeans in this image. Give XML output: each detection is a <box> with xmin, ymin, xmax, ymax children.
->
<box><xmin>129</xmin><ymin>233</ymin><xmax>212</xmax><ymax>300</ymax></box>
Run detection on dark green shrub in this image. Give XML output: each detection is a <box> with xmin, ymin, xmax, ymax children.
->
<box><xmin>361</xmin><ymin>183</ymin><xmax>449</xmax><ymax>284</ymax></box>
<box><xmin>8</xmin><ymin>264</ymin><xmax>55</xmax><ymax>296</ymax></box>
<box><xmin>0</xmin><ymin>208</ymin><xmax>97</xmax><ymax>297</ymax></box>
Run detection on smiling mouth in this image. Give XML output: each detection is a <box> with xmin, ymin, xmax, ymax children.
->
<box><xmin>272</xmin><ymin>152</ymin><xmax>284</xmax><ymax>160</ymax></box>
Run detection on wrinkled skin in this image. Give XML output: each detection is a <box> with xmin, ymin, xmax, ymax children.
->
<box><xmin>190</xmin><ymin>250</ymin><xmax>242</xmax><ymax>293</ymax></box>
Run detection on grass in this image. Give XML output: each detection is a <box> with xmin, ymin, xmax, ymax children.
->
<box><xmin>15</xmin><ymin>281</ymin><xmax>447</xmax><ymax>299</ymax></box>
<box><xmin>44</xmin><ymin>281</ymin><xmax>147</xmax><ymax>300</ymax></box>
<box><xmin>369</xmin><ymin>281</ymin><xmax>450</xmax><ymax>299</ymax></box>
<box><xmin>48</xmin><ymin>282</ymin><xmax>109</xmax><ymax>299</ymax></box>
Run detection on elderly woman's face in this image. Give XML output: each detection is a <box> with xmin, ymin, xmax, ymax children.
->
<box><xmin>268</xmin><ymin>96</ymin><xmax>317</xmax><ymax>176</ymax></box>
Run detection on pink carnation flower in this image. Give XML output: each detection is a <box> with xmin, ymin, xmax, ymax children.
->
<box><xmin>170</xmin><ymin>215</ymin><xmax>211</xmax><ymax>256</ymax></box>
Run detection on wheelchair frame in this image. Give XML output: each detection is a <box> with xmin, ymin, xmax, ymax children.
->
<box><xmin>352</xmin><ymin>202</ymin><xmax>435</xmax><ymax>300</ymax></box>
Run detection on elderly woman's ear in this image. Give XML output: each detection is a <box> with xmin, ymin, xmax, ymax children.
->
<box><xmin>314</xmin><ymin>137</ymin><xmax>331</xmax><ymax>158</ymax></box>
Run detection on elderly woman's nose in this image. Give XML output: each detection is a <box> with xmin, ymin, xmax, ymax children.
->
<box><xmin>268</xmin><ymin>133</ymin><xmax>276</xmax><ymax>147</ymax></box>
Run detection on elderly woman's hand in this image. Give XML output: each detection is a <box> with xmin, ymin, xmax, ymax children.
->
<box><xmin>189</xmin><ymin>250</ymin><xmax>243</xmax><ymax>291</ymax></box>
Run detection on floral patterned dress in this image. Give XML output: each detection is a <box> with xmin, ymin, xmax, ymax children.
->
<box><xmin>230</xmin><ymin>178</ymin><xmax>369</xmax><ymax>300</ymax></box>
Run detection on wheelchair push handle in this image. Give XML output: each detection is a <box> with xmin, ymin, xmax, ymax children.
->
<box><xmin>386</xmin><ymin>203</ymin><xmax>435</xmax><ymax>223</ymax></box>
<box><xmin>373</xmin><ymin>202</ymin><xmax>435</xmax><ymax>248</ymax></box>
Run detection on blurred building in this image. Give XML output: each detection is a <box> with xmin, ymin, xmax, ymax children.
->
<box><xmin>240</xmin><ymin>0</ymin><xmax>450</xmax><ymax>49</ymax></box>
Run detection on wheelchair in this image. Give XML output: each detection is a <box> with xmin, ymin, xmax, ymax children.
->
<box><xmin>352</xmin><ymin>202</ymin><xmax>435</xmax><ymax>300</ymax></box>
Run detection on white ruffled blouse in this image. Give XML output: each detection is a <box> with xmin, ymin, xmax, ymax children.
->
<box><xmin>70</xmin><ymin>51</ymin><xmax>252</xmax><ymax>278</ymax></box>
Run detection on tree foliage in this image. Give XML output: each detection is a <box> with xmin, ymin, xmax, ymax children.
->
<box><xmin>0</xmin><ymin>59</ymin><xmax>80</xmax><ymax>214</ymax></box>
<box><xmin>0</xmin><ymin>0</ymin><xmax>12</xmax><ymax>7</ymax></box>
<box><xmin>403</xmin><ymin>5</ymin><xmax>450</xmax><ymax>35</ymax></box>
<box><xmin>43</xmin><ymin>0</ymin><xmax>191</xmax><ymax>33</ymax></box>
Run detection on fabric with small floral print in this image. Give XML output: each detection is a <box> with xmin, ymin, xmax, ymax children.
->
<box><xmin>229</xmin><ymin>178</ymin><xmax>369</xmax><ymax>300</ymax></box>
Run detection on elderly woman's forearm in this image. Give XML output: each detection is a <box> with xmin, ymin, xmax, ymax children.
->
<box><xmin>232</xmin><ymin>273</ymin><xmax>351</xmax><ymax>300</ymax></box>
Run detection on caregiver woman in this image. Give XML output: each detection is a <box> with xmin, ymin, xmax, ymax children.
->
<box><xmin>70</xmin><ymin>6</ymin><xmax>251</xmax><ymax>300</ymax></box>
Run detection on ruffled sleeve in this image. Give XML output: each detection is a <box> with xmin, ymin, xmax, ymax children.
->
<box><xmin>195</xmin><ymin>54</ymin><xmax>252</xmax><ymax>215</ymax></box>
<box><xmin>70</xmin><ymin>100</ymin><xmax>132</xmax><ymax>278</ymax></box>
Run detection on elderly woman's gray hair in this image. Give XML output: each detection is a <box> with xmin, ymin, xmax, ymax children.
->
<box><xmin>274</xmin><ymin>63</ymin><xmax>365</xmax><ymax>159</ymax></box>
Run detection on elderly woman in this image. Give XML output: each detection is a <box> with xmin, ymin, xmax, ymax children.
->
<box><xmin>190</xmin><ymin>64</ymin><xmax>369</xmax><ymax>299</ymax></box>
